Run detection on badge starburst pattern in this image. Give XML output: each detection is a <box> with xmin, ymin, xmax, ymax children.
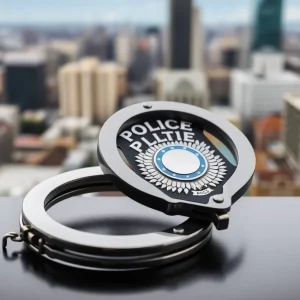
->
<box><xmin>135</xmin><ymin>140</ymin><xmax>227</xmax><ymax>194</ymax></box>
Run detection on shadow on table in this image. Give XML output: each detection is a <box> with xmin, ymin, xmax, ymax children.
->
<box><xmin>3</xmin><ymin>237</ymin><xmax>244</xmax><ymax>293</ymax></box>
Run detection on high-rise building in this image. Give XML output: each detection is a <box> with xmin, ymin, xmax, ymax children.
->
<box><xmin>283</xmin><ymin>94</ymin><xmax>300</xmax><ymax>171</ymax></box>
<box><xmin>250</xmin><ymin>0</ymin><xmax>284</xmax><ymax>77</ymax></box>
<box><xmin>231</xmin><ymin>70</ymin><xmax>300</xmax><ymax>119</ymax></box>
<box><xmin>154</xmin><ymin>0</ymin><xmax>208</xmax><ymax>107</ymax></box>
<box><xmin>168</xmin><ymin>0</ymin><xmax>203</xmax><ymax>70</ymax></box>
<box><xmin>97</xmin><ymin>63</ymin><xmax>127</xmax><ymax>122</ymax></box>
<box><xmin>251</xmin><ymin>0</ymin><xmax>283</xmax><ymax>52</ymax></box>
<box><xmin>58</xmin><ymin>58</ymin><xmax>126</xmax><ymax>124</ymax></box>
<box><xmin>3</xmin><ymin>52</ymin><xmax>46</xmax><ymax>111</ymax></box>
<box><xmin>115</xmin><ymin>31</ymin><xmax>135</xmax><ymax>68</ymax></box>
<box><xmin>169</xmin><ymin>0</ymin><xmax>192</xmax><ymax>69</ymax></box>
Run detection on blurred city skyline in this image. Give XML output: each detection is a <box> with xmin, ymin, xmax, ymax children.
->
<box><xmin>0</xmin><ymin>0</ymin><xmax>300</xmax><ymax>27</ymax></box>
<box><xmin>1</xmin><ymin>0</ymin><xmax>300</xmax><ymax>198</ymax></box>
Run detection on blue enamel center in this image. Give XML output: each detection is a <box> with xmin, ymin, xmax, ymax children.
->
<box><xmin>154</xmin><ymin>145</ymin><xmax>208</xmax><ymax>181</ymax></box>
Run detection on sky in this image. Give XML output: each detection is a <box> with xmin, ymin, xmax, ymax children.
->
<box><xmin>0</xmin><ymin>0</ymin><xmax>300</xmax><ymax>26</ymax></box>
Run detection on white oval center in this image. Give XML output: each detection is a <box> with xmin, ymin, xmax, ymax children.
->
<box><xmin>161</xmin><ymin>149</ymin><xmax>200</xmax><ymax>175</ymax></box>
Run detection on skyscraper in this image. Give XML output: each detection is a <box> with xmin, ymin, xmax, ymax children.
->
<box><xmin>3</xmin><ymin>52</ymin><xmax>46</xmax><ymax>111</ymax></box>
<box><xmin>168</xmin><ymin>0</ymin><xmax>203</xmax><ymax>70</ymax></box>
<box><xmin>251</xmin><ymin>0</ymin><xmax>283</xmax><ymax>52</ymax></box>
<box><xmin>154</xmin><ymin>0</ymin><xmax>208</xmax><ymax>107</ymax></box>
<box><xmin>169</xmin><ymin>0</ymin><xmax>192</xmax><ymax>69</ymax></box>
<box><xmin>251</xmin><ymin>0</ymin><xmax>285</xmax><ymax>76</ymax></box>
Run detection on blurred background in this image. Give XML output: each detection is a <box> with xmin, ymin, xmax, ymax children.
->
<box><xmin>0</xmin><ymin>0</ymin><xmax>299</xmax><ymax>197</ymax></box>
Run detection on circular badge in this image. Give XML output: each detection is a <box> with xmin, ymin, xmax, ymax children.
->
<box><xmin>98</xmin><ymin>102</ymin><xmax>255</xmax><ymax>230</ymax></box>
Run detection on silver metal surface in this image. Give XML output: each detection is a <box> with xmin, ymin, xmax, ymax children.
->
<box><xmin>18</xmin><ymin>167</ymin><xmax>212</xmax><ymax>270</ymax></box>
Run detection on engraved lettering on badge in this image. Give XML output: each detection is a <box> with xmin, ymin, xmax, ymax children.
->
<box><xmin>119</xmin><ymin>120</ymin><xmax>227</xmax><ymax>196</ymax></box>
<box><xmin>119</xmin><ymin>120</ymin><xmax>193</xmax><ymax>153</ymax></box>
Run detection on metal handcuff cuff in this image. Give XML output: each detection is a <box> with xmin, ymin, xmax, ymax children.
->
<box><xmin>3</xmin><ymin>102</ymin><xmax>255</xmax><ymax>271</ymax></box>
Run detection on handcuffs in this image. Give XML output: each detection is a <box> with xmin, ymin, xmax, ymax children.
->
<box><xmin>3</xmin><ymin>102</ymin><xmax>255</xmax><ymax>271</ymax></box>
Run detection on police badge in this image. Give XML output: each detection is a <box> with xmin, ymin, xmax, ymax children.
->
<box><xmin>98</xmin><ymin>101</ymin><xmax>255</xmax><ymax>230</ymax></box>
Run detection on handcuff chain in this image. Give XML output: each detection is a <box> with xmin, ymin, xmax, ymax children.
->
<box><xmin>2</xmin><ymin>225</ymin><xmax>31</xmax><ymax>249</ymax></box>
